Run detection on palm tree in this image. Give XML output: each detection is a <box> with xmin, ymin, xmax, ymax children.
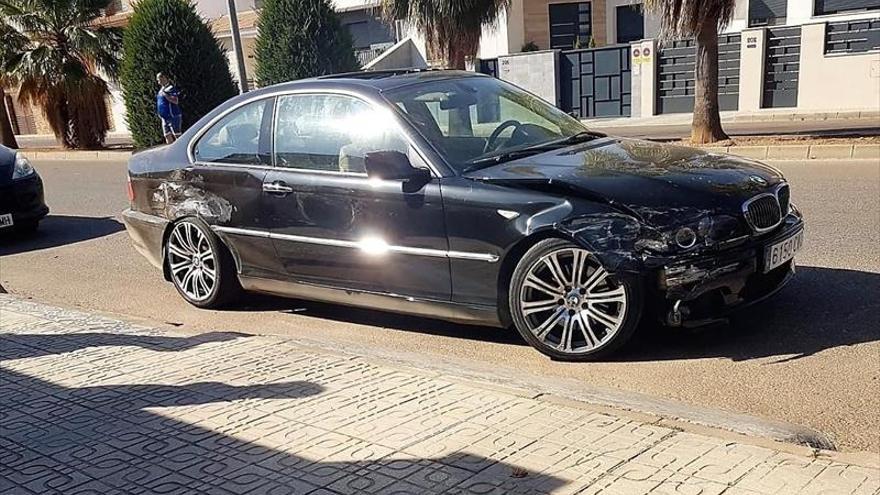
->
<box><xmin>644</xmin><ymin>0</ymin><xmax>735</xmax><ymax>144</ymax></box>
<box><xmin>0</xmin><ymin>0</ymin><xmax>123</xmax><ymax>149</ymax></box>
<box><xmin>382</xmin><ymin>0</ymin><xmax>509</xmax><ymax>69</ymax></box>
<box><xmin>0</xmin><ymin>21</ymin><xmax>28</xmax><ymax>148</ymax></box>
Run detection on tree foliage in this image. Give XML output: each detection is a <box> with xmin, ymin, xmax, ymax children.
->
<box><xmin>644</xmin><ymin>0</ymin><xmax>736</xmax><ymax>143</ymax></box>
<box><xmin>0</xmin><ymin>0</ymin><xmax>123</xmax><ymax>149</ymax></box>
<box><xmin>0</xmin><ymin>21</ymin><xmax>27</xmax><ymax>148</ymax></box>
<box><xmin>382</xmin><ymin>0</ymin><xmax>509</xmax><ymax>69</ymax></box>
<box><xmin>120</xmin><ymin>0</ymin><xmax>236</xmax><ymax>148</ymax></box>
<box><xmin>644</xmin><ymin>0</ymin><xmax>735</xmax><ymax>40</ymax></box>
<box><xmin>254</xmin><ymin>0</ymin><xmax>359</xmax><ymax>86</ymax></box>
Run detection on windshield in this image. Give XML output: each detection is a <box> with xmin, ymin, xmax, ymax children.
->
<box><xmin>384</xmin><ymin>77</ymin><xmax>589</xmax><ymax>172</ymax></box>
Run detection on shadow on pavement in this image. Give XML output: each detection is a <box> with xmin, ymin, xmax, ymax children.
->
<box><xmin>0</xmin><ymin>332</ymin><xmax>563</xmax><ymax>494</ymax></box>
<box><xmin>0</xmin><ymin>215</ymin><xmax>124</xmax><ymax>256</ymax></box>
<box><xmin>621</xmin><ymin>266</ymin><xmax>880</xmax><ymax>362</ymax></box>
<box><xmin>0</xmin><ymin>331</ymin><xmax>245</xmax><ymax>360</ymax></box>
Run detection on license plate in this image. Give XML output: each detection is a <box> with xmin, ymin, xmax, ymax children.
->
<box><xmin>0</xmin><ymin>213</ymin><xmax>12</xmax><ymax>229</ymax></box>
<box><xmin>764</xmin><ymin>228</ymin><xmax>804</xmax><ymax>273</ymax></box>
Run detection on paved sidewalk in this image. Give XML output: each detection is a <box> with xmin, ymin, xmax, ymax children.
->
<box><xmin>1</xmin><ymin>295</ymin><xmax>878</xmax><ymax>495</ymax></box>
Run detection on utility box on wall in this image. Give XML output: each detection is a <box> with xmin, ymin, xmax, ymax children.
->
<box><xmin>496</xmin><ymin>50</ymin><xmax>560</xmax><ymax>106</ymax></box>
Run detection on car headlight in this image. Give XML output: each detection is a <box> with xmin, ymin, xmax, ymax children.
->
<box><xmin>674</xmin><ymin>227</ymin><xmax>697</xmax><ymax>249</ymax></box>
<box><xmin>12</xmin><ymin>154</ymin><xmax>35</xmax><ymax>180</ymax></box>
<box><xmin>637</xmin><ymin>215</ymin><xmax>743</xmax><ymax>254</ymax></box>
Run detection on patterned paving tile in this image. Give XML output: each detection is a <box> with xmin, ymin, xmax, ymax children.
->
<box><xmin>1</xmin><ymin>294</ymin><xmax>877</xmax><ymax>495</ymax></box>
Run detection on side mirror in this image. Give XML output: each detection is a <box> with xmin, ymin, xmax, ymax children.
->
<box><xmin>364</xmin><ymin>151</ymin><xmax>431</xmax><ymax>191</ymax></box>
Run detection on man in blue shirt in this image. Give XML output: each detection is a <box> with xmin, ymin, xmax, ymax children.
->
<box><xmin>156</xmin><ymin>72</ymin><xmax>182</xmax><ymax>144</ymax></box>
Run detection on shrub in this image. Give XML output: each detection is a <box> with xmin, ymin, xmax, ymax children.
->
<box><xmin>255</xmin><ymin>0</ymin><xmax>359</xmax><ymax>86</ymax></box>
<box><xmin>120</xmin><ymin>0</ymin><xmax>237</xmax><ymax>147</ymax></box>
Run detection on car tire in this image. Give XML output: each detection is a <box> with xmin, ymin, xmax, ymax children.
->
<box><xmin>509</xmin><ymin>238</ymin><xmax>643</xmax><ymax>361</ymax></box>
<box><xmin>165</xmin><ymin>217</ymin><xmax>241</xmax><ymax>308</ymax></box>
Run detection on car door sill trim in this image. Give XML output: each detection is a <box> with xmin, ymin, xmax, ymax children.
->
<box><xmin>212</xmin><ymin>225</ymin><xmax>499</xmax><ymax>262</ymax></box>
<box><xmin>238</xmin><ymin>275</ymin><xmax>502</xmax><ymax>327</ymax></box>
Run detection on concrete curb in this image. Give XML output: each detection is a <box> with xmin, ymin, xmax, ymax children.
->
<box><xmin>703</xmin><ymin>143</ymin><xmax>880</xmax><ymax>160</ymax></box>
<box><xmin>19</xmin><ymin>144</ymin><xmax>880</xmax><ymax>162</ymax></box>
<box><xmin>583</xmin><ymin>110</ymin><xmax>880</xmax><ymax>128</ymax></box>
<box><xmin>20</xmin><ymin>150</ymin><xmax>133</xmax><ymax>161</ymax></box>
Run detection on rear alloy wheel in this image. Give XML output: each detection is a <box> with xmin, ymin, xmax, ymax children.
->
<box><xmin>509</xmin><ymin>239</ymin><xmax>642</xmax><ymax>361</ymax></box>
<box><xmin>166</xmin><ymin>218</ymin><xmax>239</xmax><ymax>308</ymax></box>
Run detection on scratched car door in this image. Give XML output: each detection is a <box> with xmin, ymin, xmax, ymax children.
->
<box><xmin>262</xmin><ymin>92</ymin><xmax>452</xmax><ymax>301</ymax></box>
<box><xmin>188</xmin><ymin>97</ymin><xmax>284</xmax><ymax>279</ymax></box>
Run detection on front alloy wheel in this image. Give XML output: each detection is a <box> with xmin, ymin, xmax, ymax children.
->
<box><xmin>166</xmin><ymin>218</ymin><xmax>239</xmax><ymax>308</ymax></box>
<box><xmin>510</xmin><ymin>239</ymin><xmax>642</xmax><ymax>361</ymax></box>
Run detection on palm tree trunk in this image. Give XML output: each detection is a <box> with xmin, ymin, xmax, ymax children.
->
<box><xmin>0</xmin><ymin>88</ymin><xmax>19</xmax><ymax>149</ymax></box>
<box><xmin>691</xmin><ymin>23</ymin><xmax>728</xmax><ymax>144</ymax></box>
<box><xmin>447</xmin><ymin>42</ymin><xmax>468</xmax><ymax>70</ymax></box>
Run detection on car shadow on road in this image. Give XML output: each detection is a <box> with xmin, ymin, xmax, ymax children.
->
<box><xmin>1</xmin><ymin>331</ymin><xmax>564</xmax><ymax>494</ymax></box>
<box><xmin>237</xmin><ymin>292</ymin><xmax>528</xmax><ymax>347</ymax></box>
<box><xmin>236</xmin><ymin>266</ymin><xmax>880</xmax><ymax>359</ymax></box>
<box><xmin>0</xmin><ymin>214</ymin><xmax>124</xmax><ymax>256</ymax></box>
<box><xmin>619</xmin><ymin>266</ymin><xmax>880</xmax><ymax>363</ymax></box>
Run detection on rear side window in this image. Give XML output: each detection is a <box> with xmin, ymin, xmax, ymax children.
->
<box><xmin>194</xmin><ymin>99</ymin><xmax>272</xmax><ymax>165</ymax></box>
<box><xmin>273</xmin><ymin>93</ymin><xmax>408</xmax><ymax>173</ymax></box>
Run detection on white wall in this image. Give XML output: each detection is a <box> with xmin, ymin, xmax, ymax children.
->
<box><xmin>478</xmin><ymin>13</ymin><xmax>512</xmax><ymax>58</ymax></box>
<box><xmin>108</xmin><ymin>84</ymin><xmax>129</xmax><ymax>134</ymax></box>
<box><xmin>497</xmin><ymin>50</ymin><xmax>559</xmax><ymax>104</ymax></box>
<box><xmin>196</xmin><ymin>0</ymin><xmax>257</xmax><ymax>19</ymax></box>
<box><xmin>363</xmin><ymin>37</ymin><xmax>428</xmax><ymax>70</ymax></box>
<box><xmin>331</xmin><ymin>0</ymin><xmax>379</xmax><ymax>12</ymax></box>
<box><xmin>797</xmin><ymin>22</ymin><xmax>880</xmax><ymax>111</ymax></box>
<box><xmin>220</xmin><ymin>36</ymin><xmax>257</xmax><ymax>87</ymax></box>
<box><xmin>731</xmin><ymin>0</ymin><xmax>880</xmax><ymax>31</ymax></box>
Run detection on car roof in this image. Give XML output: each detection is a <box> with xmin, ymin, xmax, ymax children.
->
<box><xmin>249</xmin><ymin>69</ymin><xmax>489</xmax><ymax>96</ymax></box>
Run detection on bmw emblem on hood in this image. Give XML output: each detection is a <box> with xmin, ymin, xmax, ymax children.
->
<box><xmin>749</xmin><ymin>175</ymin><xmax>768</xmax><ymax>186</ymax></box>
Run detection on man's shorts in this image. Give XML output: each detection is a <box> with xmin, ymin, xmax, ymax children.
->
<box><xmin>161</xmin><ymin>115</ymin><xmax>182</xmax><ymax>136</ymax></box>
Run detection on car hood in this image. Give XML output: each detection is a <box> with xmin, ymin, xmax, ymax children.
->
<box><xmin>464</xmin><ymin>137</ymin><xmax>785</xmax><ymax>227</ymax></box>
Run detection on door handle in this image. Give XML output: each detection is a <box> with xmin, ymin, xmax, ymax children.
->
<box><xmin>263</xmin><ymin>181</ymin><xmax>294</xmax><ymax>195</ymax></box>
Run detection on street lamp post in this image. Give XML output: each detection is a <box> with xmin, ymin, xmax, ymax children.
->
<box><xmin>227</xmin><ymin>0</ymin><xmax>249</xmax><ymax>93</ymax></box>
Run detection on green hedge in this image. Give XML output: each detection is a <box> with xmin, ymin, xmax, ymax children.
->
<box><xmin>254</xmin><ymin>0</ymin><xmax>360</xmax><ymax>86</ymax></box>
<box><xmin>120</xmin><ymin>0</ymin><xmax>237</xmax><ymax>147</ymax></box>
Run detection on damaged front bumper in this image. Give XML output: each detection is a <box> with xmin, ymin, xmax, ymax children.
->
<box><xmin>650</xmin><ymin>213</ymin><xmax>804</xmax><ymax>327</ymax></box>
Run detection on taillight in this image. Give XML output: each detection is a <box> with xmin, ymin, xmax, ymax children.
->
<box><xmin>126</xmin><ymin>176</ymin><xmax>135</xmax><ymax>204</ymax></box>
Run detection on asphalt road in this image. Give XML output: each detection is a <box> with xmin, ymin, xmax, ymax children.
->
<box><xmin>1</xmin><ymin>158</ymin><xmax>878</xmax><ymax>453</ymax></box>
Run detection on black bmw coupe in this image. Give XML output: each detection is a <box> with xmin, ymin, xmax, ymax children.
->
<box><xmin>123</xmin><ymin>70</ymin><xmax>804</xmax><ymax>360</ymax></box>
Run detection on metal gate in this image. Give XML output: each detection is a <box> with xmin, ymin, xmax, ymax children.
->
<box><xmin>656</xmin><ymin>34</ymin><xmax>741</xmax><ymax>114</ymax></box>
<box><xmin>560</xmin><ymin>46</ymin><xmax>631</xmax><ymax>118</ymax></box>
<box><xmin>763</xmin><ymin>26</ymin><xmax>801</xmax><ymax>108</ymax></box>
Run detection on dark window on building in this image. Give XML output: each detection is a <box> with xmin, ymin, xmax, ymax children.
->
<box><xmin>815</xmin><ymin>0</ymin><xmax>880</xmax><ymax>15</ymax></box>
<box><xmin>549</xmin><ymin>2</ymin><xmax>592</xmax><ymax>49</ymax></box>
<box><xmin>749</xmin><ymin>0</ymin><xmax>787</xmax><ymax>26</ymax></box>
<box><xmin>616</xmin><ymin>4</ymin><xmax>644</xmax><ymax>44</ymax></box>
